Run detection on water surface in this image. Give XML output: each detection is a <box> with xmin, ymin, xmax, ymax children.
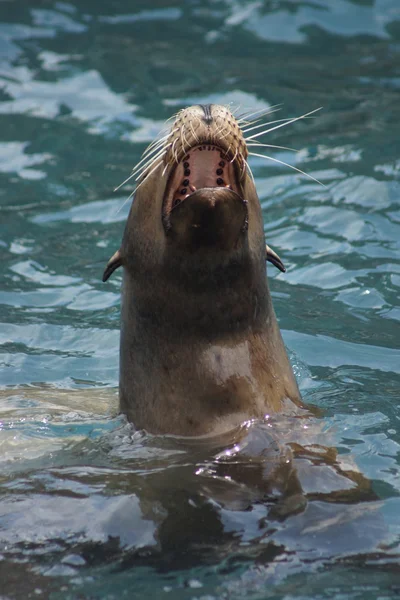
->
<box><xmin>1</xmin><ymin>1</ymin><xmax>400</xmax><ymax>598</ymax></box>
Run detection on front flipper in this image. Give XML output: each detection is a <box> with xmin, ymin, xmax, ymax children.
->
<box><xmin>266</xmin><ymin>244</ymin><xmax>286</xmax><ymax>273</ymax></box>
<box><xmin>102</xmin><ymin>249</ymin><xmax>123</xmax><ymax>282</ymax></box>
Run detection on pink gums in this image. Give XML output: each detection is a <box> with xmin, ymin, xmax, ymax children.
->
<box><xmin>169</xmin><ymin>146</ymin><xmax>233</xmax><ymax>211</ymax></box>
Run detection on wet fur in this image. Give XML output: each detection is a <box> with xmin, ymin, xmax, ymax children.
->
<box><xmin>105</xmin><ymin>104</ymin><xmax>303</xmax><ymax>435</ymax></box>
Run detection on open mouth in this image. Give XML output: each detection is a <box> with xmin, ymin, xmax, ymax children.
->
<box><xmin>163</xmin><ymin>144</ymin><xmax>243</xmax><ymax>221</ymax></box>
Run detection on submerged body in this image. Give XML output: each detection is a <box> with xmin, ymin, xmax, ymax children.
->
<box><xmin>104</xmin><ymin>104</ymin><xmax>302</xmax><ymax>435</ymax></box>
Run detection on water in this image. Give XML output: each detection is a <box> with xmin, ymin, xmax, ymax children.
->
<box><xmin>1</xmin><ymin>1</ymin><xmax>400</xmax><ymax>598</ymax></box>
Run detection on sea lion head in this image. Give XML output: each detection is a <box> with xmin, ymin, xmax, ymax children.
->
<box><xmin>103</xmin><ymin>104</ymin><xmax>285</xmax><ymax>283</ymax></box>
<box><xmin>160</xmin><ymin>104</ymin><xmax>249</xmax><ymax>253</ymax></box>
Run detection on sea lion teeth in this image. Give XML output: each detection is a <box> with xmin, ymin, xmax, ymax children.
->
<box><xmin>164</xmin><ymin>144</ymin><xmax>234</xmax><ymax>215</ymax></box>
<box><xmin>103</xmin><ymin>104</ymin><xmax>302</xmax><ymax>435</ymax></box>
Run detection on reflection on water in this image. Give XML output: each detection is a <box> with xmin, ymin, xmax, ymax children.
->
<box><xmin>1</xmin><ymin>400</ymin><xmax>394</xmax><ymax>599</ymax></box>
<box><xmin>0</xmin><ymin>1</ymin><xmax>400</xmax><ymax>598</ymax></box>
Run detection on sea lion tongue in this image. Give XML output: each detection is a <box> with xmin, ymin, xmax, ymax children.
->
<box><xmin>167</xmin><ymin>187</ymin><xmax>247</xmax><ymax>252</ymax></box>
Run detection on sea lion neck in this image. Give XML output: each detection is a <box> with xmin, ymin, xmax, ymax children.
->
<box><xmin>167</xmin><ymin>187</ymin><xmax>248</xmax><ymax>253</ymax></box>
<box><xmin>122</xmin><ymin>220</ymin><xmax>272</xmax><ymax>339</ymax></box>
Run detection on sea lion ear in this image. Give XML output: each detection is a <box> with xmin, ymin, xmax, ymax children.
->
<box><xmin>265</xmin><ymin>244</ymin><xmax>286</xmax><ymax>273</ymax></box>
<box><xmin>102</xmin><ymin>249</ymin><xmax>123</xmax><ymax>282</ymax></box>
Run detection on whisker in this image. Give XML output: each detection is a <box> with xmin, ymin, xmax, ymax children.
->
<box><xmin>134</xmin><ymin>160</ymin><xmax>163</xmax><ymax>185</ymax></box>
<box><xmin>144</xmin><ymin>130</ymin><xmax>170</xmax><ymax>148</ymax></box>
<box><xmin>116</xmin><ymin>150</ymin><xmax>167</xmax><ymax>214</ymax></box>
<box><xmin>237</xmin><ymin>104</ymin><xmax>282</xmax><ymax>123</ymax></box>
<box><xmin>180</xmin><ymin>123</ymin><xmax>187</xmax><ymax>158</ymax></box>
<box><xmin>115</xmin><ymin>158</ymin><xmax>165</xmax><ymax>211</ymax></box>
<box><xmin>240</xmin><ymin>155</ymin><xmax>247</xmax><ymax>180</ymax></box>
<box><xmin>165</xmin><ymin>112</ymin><xmax>179</xmax><ymax>123</ymax></box>
<box><xmin>210</xmin><ymin>122</ymin><xmax>221</xmax><ymax>145</ymax></box>
<box><xmin>248</xmin><ymin>151</ymin><xmax>325</xmax><ymax>187</ymax></box>
<box><xmin>139</xmin><ymin>122</ymin><xmax>174</xmax><ymax>150</ymax></box>
<box><xmin>238</xmin><ymin>109</ymin><xmax>282</xmax><ymax>127</ymax></box>
<box><xmin>140</xmin><ymin>138</ymin><xmax>168</xmax><ymax>159</ymax></box>
<box><xmin>113</xmin><ymin>121</ymin><xmax>179</xmax><ymax>193</ymax></box>
<box><xmin>124</xmin><ymin>145</ymin><xmax>167</xmax><ymax>183</ymax></box>
<box><xmin>141</xmin><ymin>129</ymin><xmax>176</xmax><ymax>157</ymax></box>
<box><xmin>216</xmin><ymin>123</ymin><xmax>231</xmax><ymax>143</ymax></box>
<box><xmin>242</xmin><ymin>116</ymin><xmax>306</xmax><ymax>136</ymax></box>
<box><xmin>115</xmin><ymin>192</ymin><xmax>134</xmax><ymax>215</ymax></box>
<box><xmin>171</xmin><ymin>137</ymin><xmax>179</xmax><ymax>164</ymax></box>
<box><xmin>130</xmin><ymin>158</ymin><xmax>165</xmax><ymax>184</ymax></box>
<box><xmin>127</xmin><ymin>146</ymin><xmax>168</xmax><ymax>181</ymax></box>
<box><xmin>244</xmin><ymin>159</ymin><xmax>255</xmax><ymax>184</ymax></box>
<box><xmin>189</xmin><ymin>119</ymin><xmax>199</xmax><ymax>144</ymax></box>
<box><xmin>247</xmin><ymin>142</ymin><xmax>299</xmax><ymax>152</ymax></box>
<box><xmin>114</xmin><ymin>171</ymin><xmax>137</xmax><ymax>192</ymax></box>
<box><xmin>231</xmin><ymin>104</ymin><xmax>242</xmax><ymax>116</ymax></box>
<box><xmin>212</xmin><ymin>121</ymin><xmax>227</xmax><ymax>144</ymax></box>
<box><xmin>230</xmin><ymin>145</ymin><xmax>239</xmax><ymax>164</ymax></box>
<box><xmin>135</xmin><ymin>143</ymin><xmax>168</xmax><ymax>168</ymax></box>
<box><xmin>246</xmin><ymin>108</ymin><xmax>322</xmax><ymax>141</ymax></box>
<box><xmin>183</xmin><ymin>124</ymin><xmax>191</xmax><ymax>154</ymax></box>
<box><xmin>239</xmin><ymin>117</ymin><xmax>264</xmax><ymax>130</ymax></box>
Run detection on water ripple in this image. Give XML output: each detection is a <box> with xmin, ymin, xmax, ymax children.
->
<box><xmin>0</xmin><ymin>0</ymin><xmax>399</xmax><ymax>597</ymax></box>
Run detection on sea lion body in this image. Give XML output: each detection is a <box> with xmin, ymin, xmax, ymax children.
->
<box><xmin>105</xmin><ymin>104</ymin><xmax>301</xmax><ymax>435</ymax></box>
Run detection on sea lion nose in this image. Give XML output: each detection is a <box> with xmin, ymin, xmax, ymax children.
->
<box><xmin>168</xmin><ymin>187</ymin><xmax>247</xmax><ymax>251</ymax></box>
<box><xmin>198</xmin><ymin>104</ymin><xmax>214</xmax><ymax>125</ymax></box>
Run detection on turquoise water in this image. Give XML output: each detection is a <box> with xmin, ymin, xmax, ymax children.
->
<box><xmin>1</xmin><ymin>1</ymin><xmax>400</xmax><ymax>598</ymax></box>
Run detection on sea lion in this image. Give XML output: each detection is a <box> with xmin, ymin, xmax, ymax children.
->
<box><xmin>104</xmin><ymin>104</ymin><xmax>302</xmax><ymax>436</ymax></box>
